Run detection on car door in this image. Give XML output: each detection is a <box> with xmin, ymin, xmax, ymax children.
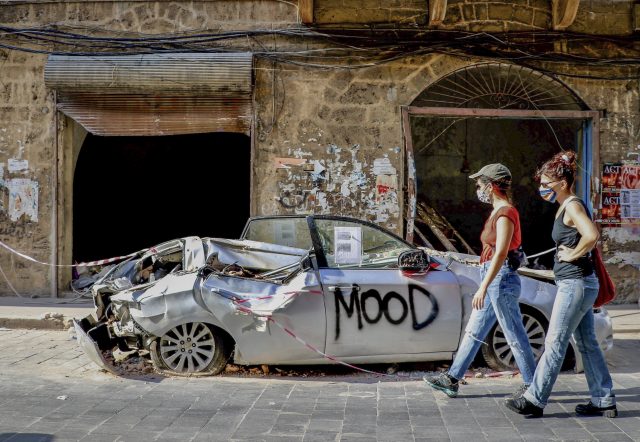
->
<box><xmin>313</xmin><ymin>218</ymin><xmax>462</xmax><ymax>358</ymax></box>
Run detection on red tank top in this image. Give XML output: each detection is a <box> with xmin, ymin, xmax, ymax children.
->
<box><xmin>479</xmin><ymin>206</ymin><xmax>521</xmax><ymax>263</ymax></box>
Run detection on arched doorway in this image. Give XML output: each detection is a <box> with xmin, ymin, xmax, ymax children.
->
<box><xmin>404</xmin><ymin>63</ymin><xmax>598</xmax><ymax>268</ymax></box>
<box><xmin>73</xmin><ymin>133</ymin><xmax>250</xmax><ymax>262</ymax></box>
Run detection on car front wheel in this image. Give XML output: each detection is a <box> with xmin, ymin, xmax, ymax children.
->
<box><xmin>482</xmin><ymin>308</ymin><xmax>548</xmax><ymax>372</ymax></box>
<box><xmin>150</xmin><ymin>322</ymin><xmax>229</xmax><ymax>376</ymax></box>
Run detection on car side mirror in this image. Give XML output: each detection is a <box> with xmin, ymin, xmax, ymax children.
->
<box><xmin>398</xmin><ymin>249</ymin><xmax>430</xmax><ymax>274</ymax></box>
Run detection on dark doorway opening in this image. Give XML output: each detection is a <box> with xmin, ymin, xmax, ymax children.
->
<box><xmin>410</xmin><ymin>116</ymin><xmax>587</xmax><ymax>269</ymax></box>
<box><xmin>73</xmin><ymin>133</ymin><xmax>250</xmax><ymax>263</ymax></box>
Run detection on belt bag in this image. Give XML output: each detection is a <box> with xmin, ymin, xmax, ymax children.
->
<box><xmin>506</xmin><ymin>246</ymin><xmax>528</xmax><ymax>271</ymax></box>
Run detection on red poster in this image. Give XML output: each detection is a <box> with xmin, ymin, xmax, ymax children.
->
<box><xmin>600</xmin><ymin>191</ymin><xmax>621</xmax><ymax>226</ymax></box>
<box><xmin>602</xmin><ymin>163</ymin><xmax>622</xmax><ymax>192</ymax></box>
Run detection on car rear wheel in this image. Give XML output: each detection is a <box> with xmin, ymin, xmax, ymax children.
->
<box><xmin>482</xmin><ymin>308</ymin><xmax>548</xmax><ymax>372</ymax></box>
<box><xmin>150</xmin><ymin>322</ymin><xmax>228</xmax><ymax>376</ymax></box>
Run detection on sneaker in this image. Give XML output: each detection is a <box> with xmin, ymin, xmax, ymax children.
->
<box><xmin>504</xmin><ymin>396</ymin><xmax>544</xmax><ymax>417</ymax></box>
<box><xmin>424</xmin><ymin>372</ymin><xmax>459</xmax><ymax>398</ymax></box>
<box><xmin>575</xmin><ymin>401</ymin><xmax>618</xmax><ymax>418</ymax></box>
<box><xmin>504</xmin><ymin>384</ymin><xmax>529</xmax><ymax>401</ymax></box>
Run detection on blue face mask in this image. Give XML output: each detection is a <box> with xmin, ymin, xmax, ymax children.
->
<box><xmin>539</xmin><ymin>188</ymin><xmax>557</xmax><ymax>203</ymax></box>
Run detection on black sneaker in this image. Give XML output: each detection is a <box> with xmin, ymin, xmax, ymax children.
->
<box><xmin>424</xmin><ymin>372</ymin><xmax>459</xmax><ymax>398</ymax></box>
<box><xmin>504</xmin><ymin>384</ymin><xmax>529</xmax><ymax>401</ymax></box>
<box><xmin>504</xmin><ymin>396</ymin><xmax>543</xmax><ymax>417</ymax></box>
<box><xmin>575</xmin><ymin>401</ymin><xmax>618</xmax><ymax>418</ymax></box>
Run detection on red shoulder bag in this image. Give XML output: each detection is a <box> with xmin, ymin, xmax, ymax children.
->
<box><xmin>591</xmin><ymin>247</ymin><xmax>616</xmax><ymax>308</ymax></box>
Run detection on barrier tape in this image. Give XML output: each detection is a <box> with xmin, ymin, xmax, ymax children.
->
<box><xmin>226</xmin><ymin>291</ymin><xmax>409</xmax><ymax>378</ymax></box>
<box><xmin>226</xmin><ymin>291</ymin><xmax>518</xmax><ymax>380</ymax></box>
<box><xmin>0</xmin><ymin>239</ymin><xmax>147</xmax><ymax>268</ymax></box>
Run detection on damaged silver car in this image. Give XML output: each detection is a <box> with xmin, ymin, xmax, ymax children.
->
<box><xmin>74</xmin><ymin>216</ymin><xmax>613</xmax><ymax>376</ymax></box>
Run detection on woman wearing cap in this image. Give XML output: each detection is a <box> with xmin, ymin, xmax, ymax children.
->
<box><xmin>505</xmin><ymin>151</ymin><xmax>616</xmax><ymax>418</ymax></box>
<box><xmin>425</xmin><ymin>163</ymin><xmax>536</xmax><ymax>399</ymax></box>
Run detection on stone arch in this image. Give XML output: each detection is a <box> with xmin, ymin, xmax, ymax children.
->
<box><xmin>411</xmin><ymin>62</ymin><xmax>589</xmax><ymax>111</ymax></box>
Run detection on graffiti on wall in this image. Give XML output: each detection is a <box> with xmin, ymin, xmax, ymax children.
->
<box><xmin>333</xmin><ymin>284</ymin><xmax>439</xmax><ymax>340</ymax></box>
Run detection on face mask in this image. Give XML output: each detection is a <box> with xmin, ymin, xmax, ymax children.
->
<box><xmin>476</xmin><ymin>183</ymin><xmax>492</xmax><ymax>204</ymax></box>
<box><xmin>539</xmin><ymin>188</ymin><xmax>557</xmax><ymax>203</ymax></box>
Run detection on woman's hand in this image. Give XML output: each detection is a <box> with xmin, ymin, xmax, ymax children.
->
<box><xmin>472</xmin><ymin>287</ymin><xmax>487</xmax><ymax>310</ymax></box>
<box><xmin>557</xmin><ymin>245</ymin><xmax>576</xmax><ymax>262</ymax></box>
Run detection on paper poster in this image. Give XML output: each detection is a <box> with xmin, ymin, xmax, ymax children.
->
<box><xmin>8</xmin><ymin>178</ymin><xmax>39</xmax><ymax>222</ymax></box>
<box><xmin>334</xmin><ymin>226</ymin><xmax>362</xmax><ymax>265</ymax></box>
<box><xmin>375</xmin><ymin>174</ymin><xmax>398</xmax><ymax>203</ymax></box>
<box><xmin>372</xmin><ymin>158</ymin><xmax>397</xmax><ymax>175</ymax></box>
<box><xmin>602</xmin><ymin>163</ymin><xmax>622</xmax><ymax>191</ymax></box>
<box><xmin>274</xmin><ymin>219</ymin><xmax>297</xmax><ymax>248</ymax></box>
<box><xmin>600</xmin><ymin>191</ymin><xmax>621</xmax><ymax>226</ymax></box>
<box><xmin>620</xmin><ymin>164</ymin><xmax>640</xmax><ymax>223</ymax></box>
<box><xmin>601</xmin><ymin>163</ymin><xmax>640</xmax><ymax>226</ymax></box>
<box><xmin>8</xmin><ymin>159</ymin><xmax>28</xmax><ymax>173</ymax></box>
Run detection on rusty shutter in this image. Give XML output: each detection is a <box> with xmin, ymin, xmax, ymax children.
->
<box><xmin>45</xmin><ymin>53</ymin><xmax>253</xmax><ymax>136</ymax></box>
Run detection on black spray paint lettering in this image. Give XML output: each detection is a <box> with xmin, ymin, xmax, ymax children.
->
<box><xmin>334</xmin><ymin>284</ymin><xmax>439</xmax><ymax>340</ymax></box>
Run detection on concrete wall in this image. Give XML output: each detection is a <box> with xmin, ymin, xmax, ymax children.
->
<box><xmin>0</xmin><ymin>0</ymin><xmax>637</xmax><ymax>302</ymax></box>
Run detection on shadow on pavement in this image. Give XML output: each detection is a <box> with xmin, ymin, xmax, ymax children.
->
<box><xmin>0</xmin><ymin>433</ymin><xmax>54</xmax><ymax>442</ymax></box>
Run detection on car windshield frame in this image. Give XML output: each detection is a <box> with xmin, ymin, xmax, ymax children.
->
<box><xmin>241</xmin><ymin>215</ymin><xmax>416</xmax><ymax>269</ymax></box>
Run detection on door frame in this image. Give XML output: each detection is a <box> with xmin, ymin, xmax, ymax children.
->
<box><xmin>401</xmin><ymin>106</ymin><xmax>601</xmax><ymax>243</ymax></box>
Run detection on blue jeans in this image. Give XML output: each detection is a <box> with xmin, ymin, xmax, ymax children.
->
<box><xmin>523</xmin><ymin>274</ymin><xmax>615</xmax><ymax>408</ymax></box>
<box><xmin>449</xmin><ymin>261</ymin><xmax>536</xmax><ymax>383</ymax></box>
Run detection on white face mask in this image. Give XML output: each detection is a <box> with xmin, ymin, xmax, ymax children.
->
<box><xmin>476</xmin><ymin>183</ymin><xmax>492</xmax><ymax>204</ymax></box>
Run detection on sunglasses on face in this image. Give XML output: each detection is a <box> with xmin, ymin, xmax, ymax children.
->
<box><xmin>539</xmin><ymin>180</ymin><xmax>560</xmax><ymax>189</ymax></box>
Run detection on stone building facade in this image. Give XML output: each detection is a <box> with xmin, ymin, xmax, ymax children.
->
<box><xmin>0</xmin><ymin>0</ymin><xmax>638</xmax><ymax>302</ymax></box>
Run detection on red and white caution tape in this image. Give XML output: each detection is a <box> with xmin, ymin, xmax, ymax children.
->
<box><xmin>228</xmin><ymin>291</ymin><xmax>518</xmax><ymax>380</ymax></box>
<box><xmin>0</xmin><ymin>239</ymin><xmax>147</xmax><ymax>267</ymax></box>
<box><xmin>228</xmin><ymin>293</ymin><xmax>407</xmax><ymax>378</ymax></box>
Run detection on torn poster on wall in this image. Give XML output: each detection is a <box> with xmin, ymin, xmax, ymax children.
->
<box><xmin>8</xmin><ymin>159</ymin><xmax>28</xmax><ymax>173</ymax></box>
<box><xmin>601</xmin><ymin>163</ymin><xmax>640</xmax><ymax>226</ymax></box>
<box><xmin>7</xmin><ymin>178</ymin><xmax>38</xmax><ymax>222</ymax></box>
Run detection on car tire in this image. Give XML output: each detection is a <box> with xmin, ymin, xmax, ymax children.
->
<box><xmin>482</xmin><ymin>307</ymin><xmax>548</xmax><ymax>372</ymax></box>
<box><xmin>150</xmin><ymin>322</ymin><xmax>229</xmax><ymax>376</ymax></box>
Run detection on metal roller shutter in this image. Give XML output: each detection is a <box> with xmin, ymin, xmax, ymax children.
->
<box><xmin>45</xmin><ymin>53</ymin><xmax>253</xmax><ymax>136</ymax></box>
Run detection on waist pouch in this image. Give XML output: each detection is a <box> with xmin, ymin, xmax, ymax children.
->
<box><xmin>506</xmin><ymin>246</ymin><xmax>528</xmax><ymax>271</ymax></box>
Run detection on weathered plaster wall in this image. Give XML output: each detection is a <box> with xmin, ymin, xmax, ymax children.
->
<box><xmin>0</xmin><ymin>0</ymin><xmax>300</xmax><ymax>296</ymax></box>
<box><xmin>0</xmin><ymin>49</ymin><xmax>56</xmax><ymax>296</ymax></box>
<box><xmin>254</xmin><ymin>56</ymin><xmax>640</xmax><ymax>303</ymax></box>
<box><xmin>561</xmin><ymin>72</ymin><xmax>640</xmax><ymax>303</ymax></box>
<box><xmin>0</xmin><ymin>1</ymin><xmax>637</xmax><ymax>302</ymax></box>
<box><xmin>253</xmin><ymin>55</ymin><xmax>467</xmax><ymax>234</ymax></box>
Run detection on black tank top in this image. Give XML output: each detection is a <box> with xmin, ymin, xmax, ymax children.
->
<box><xmin>551</xmin><ymin>199</ymin><xmax>594</xmax><ymax>280</ymax></box>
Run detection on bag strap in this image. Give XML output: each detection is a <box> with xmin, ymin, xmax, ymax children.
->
<box><xmin>556</xmin><ymin>195</ymin><xmax>581</xmax><ymax>219</ymax></box>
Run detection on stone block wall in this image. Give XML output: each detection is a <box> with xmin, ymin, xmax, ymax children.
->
<box><xmin>0</xmin><ymin>0</ymin><xmax>637</xmax><ymax>302</ymax></box>
<box><xmin>0</xmin><ymin>48</ymin><xmax>56</xmax><ymax>296</ymax></box>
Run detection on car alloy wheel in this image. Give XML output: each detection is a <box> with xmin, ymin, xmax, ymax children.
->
<box><xmin>483</xmin><ymin>310</ymin><xmax>547</xmax><ymax>371</ymax></box>
<box><xmin>150</xmin><ymin>322</ymin><xmax>229</xmax><ymax>375</ymax></box>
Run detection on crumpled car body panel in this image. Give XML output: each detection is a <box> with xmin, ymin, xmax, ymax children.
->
<box><xmin>74</xmin><ymin>215</ymin><xmax>613</xmax><ymax>375</ymax></box>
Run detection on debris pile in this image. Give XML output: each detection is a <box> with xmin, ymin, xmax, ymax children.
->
<box><xmin>101</xmin><ymin>349</ymin><xmax>155</xmax><ymax>376</ymax></box>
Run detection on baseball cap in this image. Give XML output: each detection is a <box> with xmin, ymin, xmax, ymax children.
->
<box><xmin>469</xmin><ymin>163</ymin><xmax>512</xmax><ymax>181</ymax></box>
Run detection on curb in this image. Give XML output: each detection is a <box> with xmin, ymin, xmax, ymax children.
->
<box><xmin>0</xmin><ymin>318</ymin><xmax>71</xmax><ymax>331</ymax></box>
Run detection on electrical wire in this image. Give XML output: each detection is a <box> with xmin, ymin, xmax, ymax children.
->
<box><xmin>1</xmin><ymin>25</ymin><xmax>640</xmax><ymax>79</ymax></box>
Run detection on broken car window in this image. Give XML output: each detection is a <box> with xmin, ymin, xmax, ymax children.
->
<box><xmin>314</xmin><ymin>219</ymin><xmax>412</xmax><ymax>269</ymax></box>
<box><xmin>243</xmin><ymin>218</ymin><xmax>313</xmax><ymax>250</ymax></box>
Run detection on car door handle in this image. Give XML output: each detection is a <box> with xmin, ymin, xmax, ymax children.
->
<box><xmin>327</xmin><ymin>284</ymin><xmax>360</xmax><ymax>293</ymax></box>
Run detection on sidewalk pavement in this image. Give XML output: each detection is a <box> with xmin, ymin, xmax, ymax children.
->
<box><xmin>0</xmin><ymin>296</ymin><xmax>94</xmax><ymax>330</ymax></box>
<box><xmin>0</xmin><ymin>295</ymin><xmax>638</xmax><ymax>332</ymax></box>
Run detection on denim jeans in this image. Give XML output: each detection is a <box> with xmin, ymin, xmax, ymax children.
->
<box><xmin>523</xmin><ymin>273</ymin><xmax>615</xmax><ymax>408</ymax></box>
<box><xmin>449</xmin><ymin>261</ymin><xmax>536</xmax><ymax>383</ymax></box>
